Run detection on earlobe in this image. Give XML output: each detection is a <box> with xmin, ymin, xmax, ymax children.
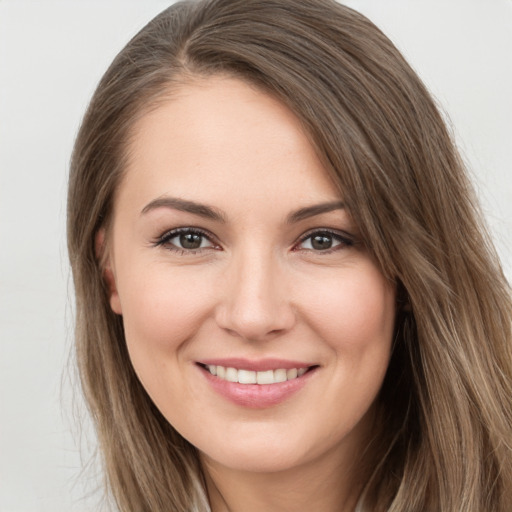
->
<box><xmin>105</xmin><ymin>267</ymin><xmax>122</xmax><ymax>315</ymax></box>
<box><xmin>95</xmin><ymin>229</ymin><xmax>123</xmax><ymax>315</ymax></box>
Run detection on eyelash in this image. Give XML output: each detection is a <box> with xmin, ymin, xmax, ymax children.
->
<box><xmin>153</xmin><ymin>227</ymin><xmax>354</xmax><ymax>255</ymax></box>
<box><xmin>153</xmin><ymin>227</ymin><xmax>219</xmax><ymax>255</ymax></box>
<box><xmin>294</xmin><ymin>229</ymin><xmax>354</xmax><ymax>254</ymax></box>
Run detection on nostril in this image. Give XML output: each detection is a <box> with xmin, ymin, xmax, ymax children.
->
<box><xmin>214</xmin><ymin>296</ymin><xmax>296</xmax><ymax>342</ymax></box>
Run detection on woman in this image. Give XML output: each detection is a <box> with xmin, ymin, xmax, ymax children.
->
<box><xmin>67</xmin><ymin>0</ymin><xmax>512</xmax><ymax>510</ymax></box>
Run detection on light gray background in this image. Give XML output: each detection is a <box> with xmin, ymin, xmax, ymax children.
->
<box><xmin>0</xmin><ymin>1</ymin><xmax>511</xmax><ymax>511</ymax></box>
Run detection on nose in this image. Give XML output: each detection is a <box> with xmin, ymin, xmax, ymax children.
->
<box><xmin>214</xmin><ymin>249</ymin><xmax>296</xmax><ymax>342</ymax></box>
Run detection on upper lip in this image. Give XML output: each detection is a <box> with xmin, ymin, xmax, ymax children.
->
<box><xmin>197</xmin><ymin>358</ymin><xmax>316</xmax><ymax>372</ymax></box>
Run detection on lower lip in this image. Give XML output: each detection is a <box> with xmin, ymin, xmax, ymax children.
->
<box><xmin>199</xmin><ymin>365</ymin><xmax>316</xmax><ymax>409</ymax></box>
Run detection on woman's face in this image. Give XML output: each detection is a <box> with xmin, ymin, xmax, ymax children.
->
<box><xmin>106</xmin><ymin>76</ymin><xmax>396</xmax><ymax>474</ymax></box>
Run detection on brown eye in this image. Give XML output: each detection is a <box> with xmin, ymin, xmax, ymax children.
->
<box><xmin>156</xmin><ymin>228</ymin><xmax>216</xmax><ymax>252</ymax></box>
<box><xmin>180</xmin><ymin>233</ymin><xmax>204</xmax><ymax>249</ymax></box>
<box><xmin>297</xmin><ymin>230</ymin><xmax>353</xmax><ymax>252</ymax></box>
<box><xmin>311</xmin><ymin>234</ymin><xmax>334</xmax><ymax>250</ymax></box>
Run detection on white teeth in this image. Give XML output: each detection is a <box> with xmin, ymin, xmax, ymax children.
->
<box><xmin>256</xmin><ymin>370</ymin><xmax>275</xmax><ymax>385</ymax></box>
<box><xmin>238</xmin><ymin>369</ymin><xmax>257</xmax><ymax>384</ymax></box>
<box><xmin>286</xmin><ymin>368</ymin><xmax>298</xmax><ymax>379</ymax></box>
<box><xmin>225</xmin><ymin>367</ymin><xmax>238</xmax><ymax>383</ymax></box>
<box><xmin>273</xmin><ymin>368</ymin><xmax>287</xmax><ymax>383</ymax></box>
<box><xmin>205</xmin><ymin>365</ymin><xmax>310</xmax><ymax>384</ymax></box>
<box><xmin>216</xmin><ymin>366</ymin><xmax>226</xmax><ymax>379</ymax></box>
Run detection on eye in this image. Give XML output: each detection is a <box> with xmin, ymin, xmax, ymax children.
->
<box><xmin>154</xmin><ymin>228</ymin><xmax>218</xmax><ymax>253</ymax></box>
<box><xmin>296</xmin><ymin>230</ymin><xmax>353</xmax><ymax>252</ymax></box>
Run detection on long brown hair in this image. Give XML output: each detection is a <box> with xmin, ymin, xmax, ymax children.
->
<box><xmin>67</xmin><ymin>1</ymin><xmax>512</xmax><ymax>510</ymax></box>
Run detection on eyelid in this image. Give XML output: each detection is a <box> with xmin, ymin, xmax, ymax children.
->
<box><xmin>293</xmin><ymin>228</ymin><xmax>355</xmax><ymax>251</ymax></box>
<box><xmin>153</xmin><ymin>226</ymin><xmax>220</xmax><ymax>251</ymax></box>
<box><xmin>151</xmin><ymin>226</ymin><xmax>355</xmax><ymax>254</ymax></box>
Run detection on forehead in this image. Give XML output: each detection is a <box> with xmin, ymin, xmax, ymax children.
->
<box><xmin>118</xmin><ymin>76</ymin><xmax>341</xmax><ymax>215</ymax></box>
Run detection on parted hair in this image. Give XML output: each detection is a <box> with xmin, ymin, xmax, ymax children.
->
<box><xmin>67</xmin><ymin>1</ymin><xmax>512</xmax><ymax>510</ymax></box>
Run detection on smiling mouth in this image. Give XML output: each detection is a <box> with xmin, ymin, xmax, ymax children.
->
<box><xmin>198</xmin><ymin>364</ymin><xmax>316</xmax><ymax>385</ymax></box>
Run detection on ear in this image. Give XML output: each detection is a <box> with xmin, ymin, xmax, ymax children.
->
<box><xmin>95</xmin><ymin>229</ymin><xmax>122</xmax><ymax>315</ymax></box>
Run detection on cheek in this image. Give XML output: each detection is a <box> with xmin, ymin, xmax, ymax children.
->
<box><xmin>295</xmin><ymin>264</ymin><xmax>395</xmax><ymax>445</ymax></box>
<box><xmin>117</xmin><ymin>266</ymin><xmax>219</xmax><ymax>414</ymax></box>
<box><xmin>299</xmin><ymin>264</ymin><xmax>396</xmax><ymax>355</ymax></box>
<box><xmin>117</xmin><ymin>265</ymin><xmax>217</xmax><ymax>357</ymax></box>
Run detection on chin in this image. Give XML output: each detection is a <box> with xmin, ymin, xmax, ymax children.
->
<box><xmin>196</xmin><ymin>423</ymin><xmax>343</xmax><ymax>475</ymax></box>
<box><xmin>201</xmin><ymin>443</ymin><xmax>310</xmax><ymax>474</ymax></box>
<box><xmin>194</xmin><ymin>404</ymin><xmax>377</xmax><ymax>477</ymax></box>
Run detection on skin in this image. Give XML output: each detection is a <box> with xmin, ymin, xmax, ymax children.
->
<box><xmin>104</xmin><ymin>76</ymin><xmax>396</xmax><ymax>512</ymax></box>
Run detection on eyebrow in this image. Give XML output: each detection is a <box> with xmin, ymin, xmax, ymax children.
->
<box><xmin>141</xmin><ymin>196</ymin><xmax>344</xmax><ymax>223</ymax></box>
<box><xmin>141</xmin><ymin>197</ymin><xmax>227</xmax><ymax>222</ymax></box>
<box><xmin>286</xmin><ymin>201</ymin><xmax>345</xmax><ymax>223</ymax></box>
